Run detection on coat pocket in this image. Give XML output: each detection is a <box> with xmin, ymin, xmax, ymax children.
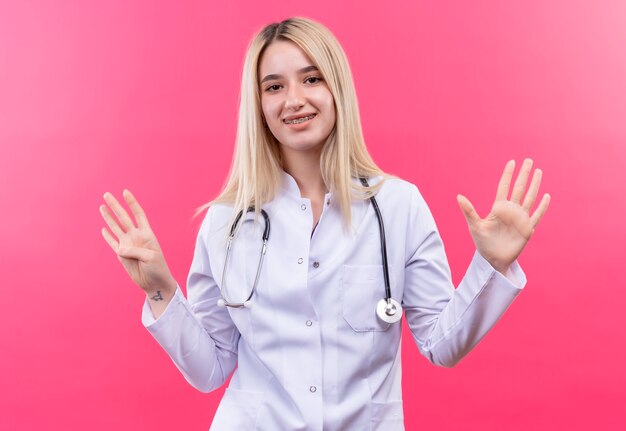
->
<box><xmin>341</xmin><ymin>264</ymin><xmax>391</xmax><ymax>332</ymax></box>
<box><xmin>209</xmin><ymin>388</ymin><xmax>265</xmax><ymax>430</ymax></box>
<box><xmin>371</xmin><ymin>399</ymin><xmax>404</xmax><ymax>430</ymax></box>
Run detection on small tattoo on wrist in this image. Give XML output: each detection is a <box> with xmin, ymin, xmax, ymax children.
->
<box><xmin>150</xmin><ymin>291</ymin><xmax>164</xmax><ymax>301</ymax></box>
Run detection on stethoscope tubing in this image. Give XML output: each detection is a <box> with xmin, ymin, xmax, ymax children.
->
<box><xmin>220</xmin><ymin>207</ymin><xmax>270</xmax><ymax>308</ymax></box>
<box><xmin>218</xmin><ymin>179</ymin><xmax>402</xmax><ymax>323</ymax></box>
<box><xmin>359</xmin><ymin>177</ymin><xmax>392</xmax><ymax>303</ymax></box>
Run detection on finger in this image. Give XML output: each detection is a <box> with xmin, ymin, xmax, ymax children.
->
<box><xmin>99</xmin><ymin>204</ymin><xmax>125</xmax><ymax>239</ymax></box>
<box><xmin>123</xmin><ymin>189</ymin><xmax>151</xmax><ymax>229</ymax></box>
<box><xmin>117</xmin><ymin>245</ymin><xmax>155</xmax><ymax>262</ymax></box>
<box><xmin>457</xmin><ymin>194</ymin><xmax>481</xmax><ymax>225</ymax></box>
<box><xmin>101</xmin><ymin>227</ymin><xmax>120</xmax><ymax>251</ymax></box>
<box><xmin>530</xmin><ymin>193</ymin><xmax>551</xmax><ymax>228</ymax></box>
<box><xmin>510</xmin><ymin>158</ymin><xmax>533</xmax><ymax>204</ymax></box>
<box><xmin>495</xmin><ymin>160</ymin><xmax>516</xmax><ymax>202</ymax></box>
<box><xmin>522</xmin><ymin>169</ymin><xmax>542</xmax><ymax>211</ymax></box>
<box><xmin>103</xmin><ymin>192</ymin><xmax>136</xmax><ymax>232</ymax></box>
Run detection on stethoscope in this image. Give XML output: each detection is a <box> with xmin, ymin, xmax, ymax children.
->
<box><xmin>217</xmin><ymin>178</ymin><xmax>403</xmax><ymax>324</ymax></box>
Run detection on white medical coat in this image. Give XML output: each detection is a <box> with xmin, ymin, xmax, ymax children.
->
<box><xmin>141</xmin><ymin>171</ymin><xmax>526</xmax><ymax>430</ymax></box>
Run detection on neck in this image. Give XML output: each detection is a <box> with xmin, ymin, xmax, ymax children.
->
<box><xmin>281</xmin><ymin>148</ymin><xmax>328</xmax><ymax>199</ymax></box>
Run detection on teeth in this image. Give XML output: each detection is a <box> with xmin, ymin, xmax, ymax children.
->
<box><xmin>285</xmin><ymin>114</ymin><xmax>315</xmax><ymax>124</ymax></box>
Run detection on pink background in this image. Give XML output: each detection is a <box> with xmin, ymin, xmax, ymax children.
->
<box><xmin>1</xmin><ymin>1</ymin><xmax>625</xmax><ymax>429</ymax></box>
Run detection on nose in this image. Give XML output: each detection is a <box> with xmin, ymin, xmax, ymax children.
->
<box><xmin>284</xmin><ymin>84</ymin><xmax>305</xmax><ymax>110</ymax></box>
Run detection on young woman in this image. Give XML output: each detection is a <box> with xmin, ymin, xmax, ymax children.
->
<box><xmin>100</xmin><ymin>17</ymin><xmax>550</xmax><ymax>430</ymax></box>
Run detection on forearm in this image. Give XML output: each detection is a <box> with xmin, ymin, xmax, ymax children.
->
<box><xmin>141</xmin><ymin>286</ymin><xmax>239</xmax><ymax>392</ymax></box>
<box><xmin>410</xmin><ymin>251</ymin><xmax>526</xmax><ymax>368</ymax></box>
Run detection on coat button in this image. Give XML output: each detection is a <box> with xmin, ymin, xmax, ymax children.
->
<box><xmin>301</xmin><ymin>203</ymin><xmax>307</xmax><ymax>210</ymax></box>
<box><xmin>297</xmin><ymin>257</ymin><xmax>303</xmax><ymax>264</ymax></box>
<box><xmin>306</xmin><ymin>320</ymin><xmax>313</xmax><ymax>326</ymax></box>
<box><xmin>309</xmin><ymin>386</ymin><xmax>317</xmax><ymax>393</ymax></box>
<box><xmin>313</xmin><ymin>261</ymin><xmax>320</xmax><ymax>268</ymax></box>
<box><xmin>326</xmin><ymin>198</ymin><xmax>330</xmax><ymax>206</ymax></box>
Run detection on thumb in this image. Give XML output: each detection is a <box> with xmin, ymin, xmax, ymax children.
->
<box><xmin>456</xmin><ymin>194</ymin><xmax>480</xmax><ymax>226</ymax></box>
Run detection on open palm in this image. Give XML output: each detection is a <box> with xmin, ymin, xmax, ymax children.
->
<box><xmin>457</xmin><ymin>159</ymin><xmax>551</xmax><ymax>273</ymax></box>
<box><xmin>100</xmin><ymin>189</ymin><xmax>176</xmax><ymax>294</ymax></box>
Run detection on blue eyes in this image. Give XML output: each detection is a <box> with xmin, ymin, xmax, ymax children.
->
<box><xmin>264</xmin><ymin>76</ymin><xmax>323</xmax><ymax>93</ymax></box>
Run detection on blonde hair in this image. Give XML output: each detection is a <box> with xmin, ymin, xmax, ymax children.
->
<box><xmin>194</xmin><ymin>17</ymin><xmax>393</xmax><ymax>235</ymax></box>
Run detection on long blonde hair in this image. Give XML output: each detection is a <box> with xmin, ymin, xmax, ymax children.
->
<box><xmin>195</xmin><ymin>17</ymin><xmax>393</xmax><ymax>234</ymax></box>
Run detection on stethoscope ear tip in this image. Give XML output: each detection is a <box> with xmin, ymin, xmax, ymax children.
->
<box><xmin>243</xmin><ymin>300</ymin><xmax>252</xmax><ymax>308</ymax></box>
<box><xmin>217</xmin><ymin>298</ymin><xmax>226</xmax><ymax>307</ymax></box>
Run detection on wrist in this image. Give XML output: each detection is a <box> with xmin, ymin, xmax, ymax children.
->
<box><xmin>146</xmin><ymin>278</ymin><xmax>177</xmax><ymax>302</ymax></box>
<box><xmin>487</xmin><ymin>258</ymin><xmax>512</xmax><ymax>274</ymax></box>
<box><xmin>493</xmin><ymin>263</ymin><xmax>511</xmax><ymax>275</ymax></box>
<box><xmin>478</xmin><ymin>251</ymin><xmax>512</xmax><ymax>275</ymax></box>
<box><xmin>145</xmin><ymin>281</ymin><xmax>177</xmax><ymax>320</ymax></box>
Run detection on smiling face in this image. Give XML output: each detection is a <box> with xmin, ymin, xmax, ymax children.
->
<box><xmin>258</xmin><ymin>40</ymin><xmax>336</xmax><ymax>160</ymax></box>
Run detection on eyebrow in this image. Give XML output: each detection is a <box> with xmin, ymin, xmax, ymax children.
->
<box><xmin>260</xmin><ymin>65</ymin><xmax>319</xmax><ymax>84</ymax></box>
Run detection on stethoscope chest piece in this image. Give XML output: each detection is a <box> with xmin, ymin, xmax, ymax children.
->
<box><xmin>376</xmin><ymin>298</ymin><xmax>403</xmax><ymax>324</ymax></box>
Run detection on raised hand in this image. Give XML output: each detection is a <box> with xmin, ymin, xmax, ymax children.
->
<box><xmin>456</xmin><ymin>159</ymin><xmax>550</xmax><ymax>274</ymax></box>
<box><xmin>99</xmin><ymin>190</ymin><xmax>177</xmax><ymax>300</ymax></box>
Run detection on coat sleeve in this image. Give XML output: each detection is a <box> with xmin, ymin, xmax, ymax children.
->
<box><xmin>140</xmin><ymin>207</ymin><xmax>240</xmax><ymax>392</ymax></box>
<box><xmin>402</xmin><ymin>184</ymin><xmax>526</xmax><ymax>368</ymax></box>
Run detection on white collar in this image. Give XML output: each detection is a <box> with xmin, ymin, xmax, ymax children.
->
<box><xmin>279</xmin><ymin>169</ymin><xmax>384</xmax><ymax>205</ymax></box>
<box><xmin>280</xmin><ymin>170</ymin><xmax>334</xmax><ymax>204</ymax></box>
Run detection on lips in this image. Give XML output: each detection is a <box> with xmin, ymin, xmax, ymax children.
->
<box><xmin>283</xmin><ymin>113</ymin><xmax>317</xmax><ymax>124</ymax></box>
